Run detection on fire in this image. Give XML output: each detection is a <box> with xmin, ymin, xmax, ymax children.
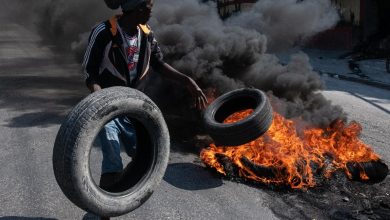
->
<box><xmin>200</xmin><ymin>109</ymin><xmax>380</xmax><ymax>189</ymax></box>
<box><xmin>204</xmin><ymin>88</ymin><xmax>218</xmax><ymax>105</ymax></box>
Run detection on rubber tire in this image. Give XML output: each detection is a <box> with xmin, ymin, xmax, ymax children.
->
<box><xmin>53</xmin><ymin>86</ymin><xmax>170</xmax><ymax>217</ymax></box>
<box><xmin>203</xmin><ymin>88</ymin><xmax>273</xmax><ymax>146</ymax></box>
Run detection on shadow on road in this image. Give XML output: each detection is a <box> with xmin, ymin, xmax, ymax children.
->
<box><xmin>5</xmin><ymin>112</ymin><xmax>67</xmax><ymax>128</ymax></box>
<box><xmin>350</xmin><ymin>92</ymin><xmax>390</xmax><ymax>115</ymax></box>
<box><xmin>81</xmin><ymin>212</ymin><xmax>101</xmax><ymax>220</ymax></box>
<box><xmin>0</xmin><ymin>57</ymin><xmax>86</xmax><ymax>128</ymax></box>
<box><xmin>164</xmin><ymin>163</ymin><xmax>223</xmax><ymax>190</ymax></box>
<box><xmin>324</xmin><ymin>77</ymin><xmax>390</xmax><ymax>110</ymax></box>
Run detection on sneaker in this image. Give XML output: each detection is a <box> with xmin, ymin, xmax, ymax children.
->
<box><xmin>99</xmin><ymin>171</ymin><xmax>123</xmax><ymax>191</ymax></box>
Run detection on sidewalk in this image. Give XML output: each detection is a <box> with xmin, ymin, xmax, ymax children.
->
<box><xmin>278</xmin><ymin>49</ymin><xmax>390</xmax><ymax>90</ymax></box>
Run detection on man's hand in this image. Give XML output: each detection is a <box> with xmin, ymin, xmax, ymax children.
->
<box><xmin>158</xmin><ymin>62</ymin><xmax>208</xmax><ymax>109</ymax></box>
<box><xmin>186</xmin><ymin>77</ymin><xmax>208</xmax><ymax>110</ymax></box>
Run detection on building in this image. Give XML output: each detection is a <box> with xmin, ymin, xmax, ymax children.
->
<box><xmin>314</xmin><ymin>0</ymin><xmax>390</xmax><ymax>49</ymax></box>
<box><xmin>214</xmin><ymin>0</ymin><xmax>257</xmax><ymax>19</ymax></box>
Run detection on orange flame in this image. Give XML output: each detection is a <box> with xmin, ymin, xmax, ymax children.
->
<box><xmin>200</xmin><ymin>109</ymin><xmax>380</xmax><ymax>189</ymax></box>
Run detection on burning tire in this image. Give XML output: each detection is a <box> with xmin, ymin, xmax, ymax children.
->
<box><xmin>203</xmin><ymin>88</ymin><xmax>273</xmax><ymax>146</ymax></box>
<box><xmin>53</xmin><ymin>86</ymin><xmax>170</xmax><ymax>217</ymax></box>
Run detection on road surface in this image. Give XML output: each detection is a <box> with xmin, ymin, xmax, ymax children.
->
<box><xmin>0</xmin><ymin>19</ymin><xmax>389</xmax><ymax>220</ymax></box>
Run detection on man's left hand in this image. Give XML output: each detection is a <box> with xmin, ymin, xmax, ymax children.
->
<box><xmin>186</xmin><ymin>78</ymin><xmax>208</xmax><ymax>110</ymax></box>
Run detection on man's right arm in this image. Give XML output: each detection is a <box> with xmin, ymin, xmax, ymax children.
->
<box><xmin>82</xmin><ymin>23</ymin><xmax>108</xmax><ymax>93</ymax></box>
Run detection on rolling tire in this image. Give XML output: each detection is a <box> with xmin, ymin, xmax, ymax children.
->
<box><xmin>203</xmin><ymin>88</ymin><xmax>273</xmax><ymax>146</ymax></box>
<box><xmin>53</xmin><ymin>86</ymin><xmax>170</xmax><ymax>217</ymax></box>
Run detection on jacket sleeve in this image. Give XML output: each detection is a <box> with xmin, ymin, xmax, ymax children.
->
<box><xmin>149</xmin><ymin>32</ymin><xmax>165</xmax><ymax>70</ymax></box>
<box><xmin>82</xmin><ymin>23</ymin><xmax>108</xmax><ymax>87</ymax></box>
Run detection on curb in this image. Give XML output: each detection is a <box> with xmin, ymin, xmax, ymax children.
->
<box><xmin>318</xmin><ymin>71</ymin><xmax>390</xmax><ymax>91</ymax></box>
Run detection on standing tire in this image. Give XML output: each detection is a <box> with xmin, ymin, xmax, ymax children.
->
<box><xmin>203</xmin><ymin>88</ymin><xmax>273</xmax><ymax>146</ymax></box>
<box><xmin>53</xmin><ymin>86</ymin><xmax>170</xmax><ymax>217</ymax></box>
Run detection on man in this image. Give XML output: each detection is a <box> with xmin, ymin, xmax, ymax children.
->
<box><xmin>83</xmin><ymin>0</ymin><xmax>207</xmax><ymax>195</ymax></box>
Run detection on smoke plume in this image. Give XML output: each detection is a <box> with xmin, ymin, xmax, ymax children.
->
<box><xmin>227</xmin><ymin>0</ymin><xmax>339</xmax><ymax>52</ymax></box>
<box><xmin>150</xmin><ymin>0</ymin><xmax>343</xmax><ymax>126</ymax></box>
<box><xmin>3</xmin><ymin>0</ymin><xmax>344</xmax><ymax>127</ymax></box>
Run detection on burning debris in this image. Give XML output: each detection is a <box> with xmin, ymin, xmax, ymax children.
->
<box><xmin>201</xmin><ymin>109</ymin><xmax>388</xmax><ymax>189</ymax></box>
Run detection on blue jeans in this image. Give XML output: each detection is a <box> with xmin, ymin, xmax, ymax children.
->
<box><xmin>98</xmin><ymin>117</ymin><xmax>137</xmax><ymax>174</ymax></box>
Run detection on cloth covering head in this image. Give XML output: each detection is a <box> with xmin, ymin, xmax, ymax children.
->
<box><xmin>104</xmin><ymin>0</ymin><xmax>146</xmax><ymax>12</ymax></box>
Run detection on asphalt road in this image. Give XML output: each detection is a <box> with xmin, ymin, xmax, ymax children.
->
<box><xmin>0</xmin><ymin>20</ymin><xmax>389</xmax><ymax>219</ymax></box>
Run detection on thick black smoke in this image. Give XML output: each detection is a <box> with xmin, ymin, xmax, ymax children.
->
<box><xmin>3</xmin><ymin>0</ymin><xmax>345</xmax><ymax>127</ymax></box>
<box><xmin>150</xmin><ymin>0</ymin><xmax>344</xmax><ymax>126</ymax></box>
<box><xmin>35</xmin><ymin>1</ymin><xmax>113</xmax><ymax>59</ymax></box>
<box><xmin>0</xmin><ymin>0</ymin><xmax>113</xmax><ymax>59</ymax></box>
<box><xmin>227</xmin><ymin>0</ymin><xmax>339</xmax><ymax>52</ymax></box>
